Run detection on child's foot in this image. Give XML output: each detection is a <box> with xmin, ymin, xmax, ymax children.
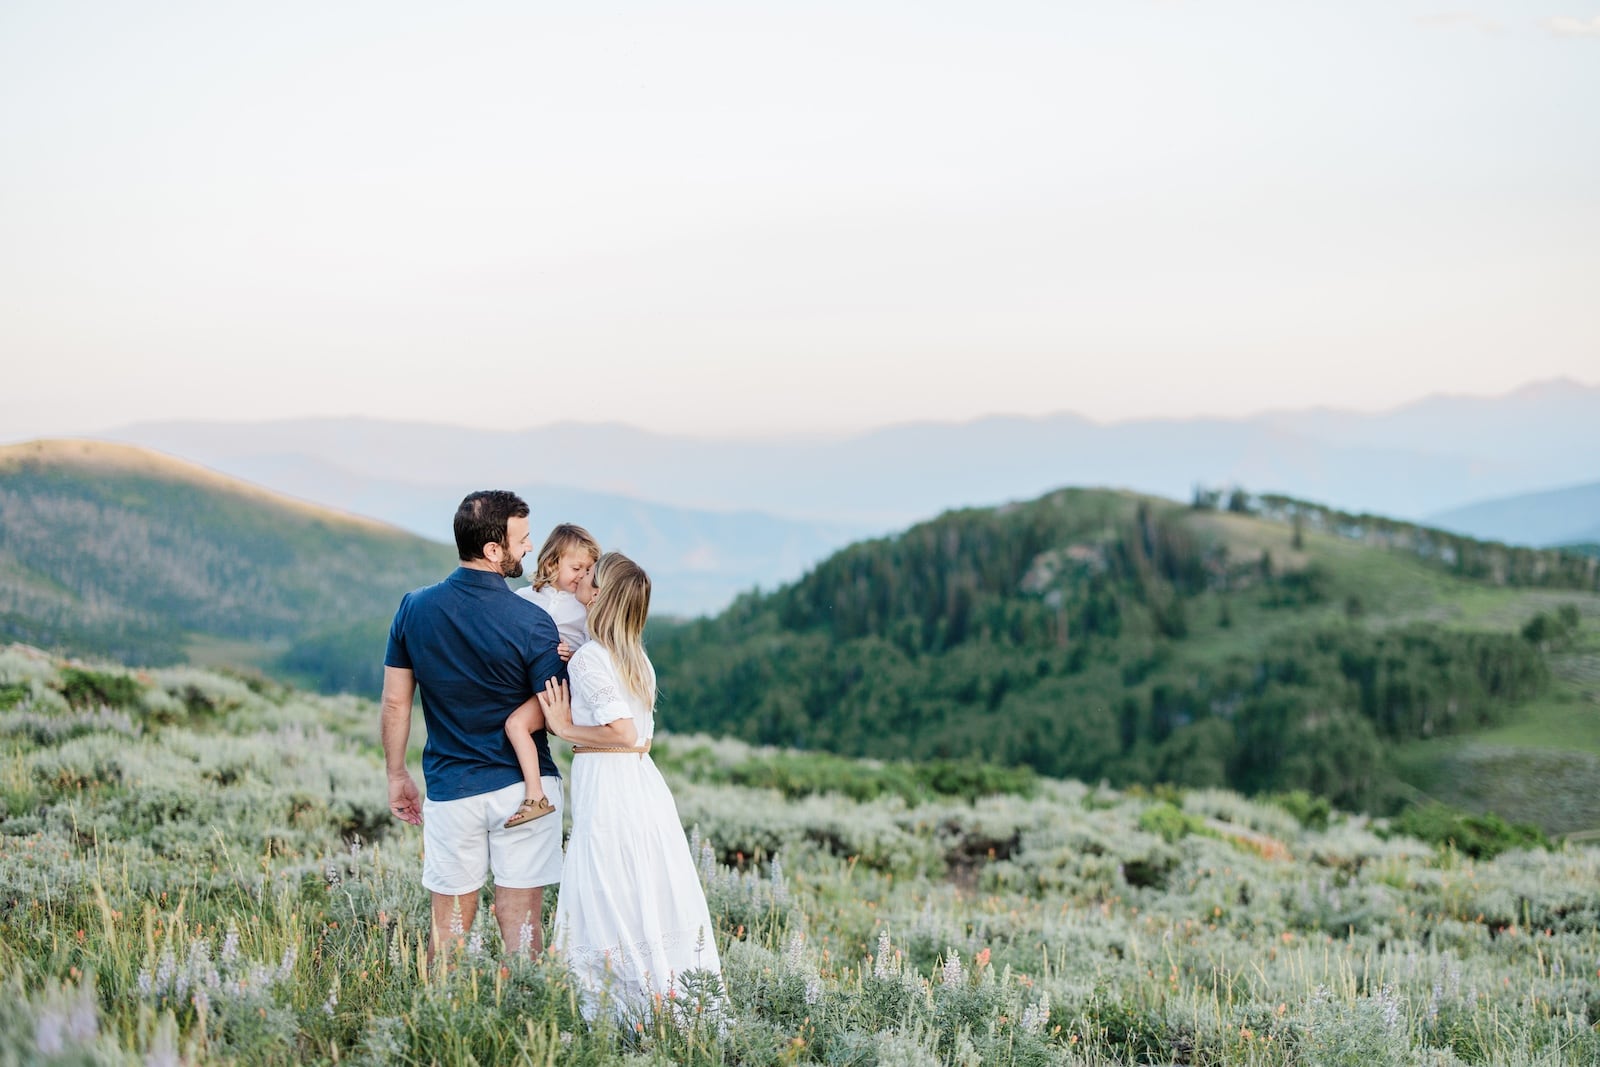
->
<box><xmin>504</xmin><ymin>796</ymin><xmax>555</xmax><ymax>828</ymax></box>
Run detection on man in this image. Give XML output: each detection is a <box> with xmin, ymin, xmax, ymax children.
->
<box><xmin>382</xmin><ymin>489</ymin><xmax>565</xmax><ymax>959</ymax></box>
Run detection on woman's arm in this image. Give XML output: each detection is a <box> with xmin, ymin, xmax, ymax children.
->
<box><xmin>537</xmin><ymin>678</ymin><xmax>640</xmax><ymax>748</ymax></box>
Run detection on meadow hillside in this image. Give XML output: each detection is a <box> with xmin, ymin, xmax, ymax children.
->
<box><xmin>7</xmin><ymin>440</ymin><xmax>1599</xmax><ymax>833</ymax></box>
<box><xmin>0</xmin><ymin>439</ymin><xmax>454</xmax><ymax>689</ymax></box>
<box><xmin>1</xmin><ymin>646</ymin><xmax>1596</xmax><ymax>1065</ymax></box>
<box><xmin>653</xmin><ymin>488</ymin><xmax>1600</xmax><ymax>831</ymax></box>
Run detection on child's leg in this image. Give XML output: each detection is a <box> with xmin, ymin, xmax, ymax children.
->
<box><xmin>504</xmin><ymin>699</ymin><xmax>547</xmax><ymax>801</ymax></box>
<box><xmin>503</xmin><ymin>698</ymin><xmax>555</xmax><ymax>827</ymax></box>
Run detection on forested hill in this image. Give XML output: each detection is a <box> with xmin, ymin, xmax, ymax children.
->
<box><xmin>651</xmin><ymin>487</ymin><xmax>1600</xmax><ymax>815</ymax></box>
<box><xmin>0</xmin><ymin>439</ymin><xmax>454</xmax><ymax>678</ymax></box>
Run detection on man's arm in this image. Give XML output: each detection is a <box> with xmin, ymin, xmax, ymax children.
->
<box><xmin>525</xmin><ymin>612</ymin><xmax>568</xmax><ymax>697</ymax></box>
<box><xmin>381</xmin><ymin>666</ymin><xmax>423</xmax><ymax>825</ymax></box>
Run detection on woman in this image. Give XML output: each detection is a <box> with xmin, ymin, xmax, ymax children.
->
<box><xmin>536</xmin><ymin>551</ymin><xmax>726</xmax><ymax>1023</ymax></box>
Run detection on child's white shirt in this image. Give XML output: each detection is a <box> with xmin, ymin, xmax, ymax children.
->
<box><xmin>517</xmin><ymin>585</ymin><xmax>590</xmax><ymax>649</ymax></box>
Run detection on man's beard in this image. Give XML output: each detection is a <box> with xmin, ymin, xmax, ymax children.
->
<box><xmin>498</xmin><ymin>544</ymin><xmax>524</xmax><ymax>579</ymax></box>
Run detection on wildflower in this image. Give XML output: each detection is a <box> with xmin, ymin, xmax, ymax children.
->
<box><xmin>154</xmin><ymin>950</ymin><xmax>176</xmax><ymax>994</ymax></box>
<box><xmin>770</xmin><ymin>854</ymin><xmax>789</xmax><ymax>905</ymax></box>
<box><xmin>941</xmin><ymin>949</ymin><xmax>964</xmax><ymax>987</ymax></box>
<box><xmin>35</xmin><ymin>1010</ymin><xmax>64</xmax><ymax>1056</ymax></box>
<box><xmin>804</xmin><ymin>976</ymin><xmax>822</xmax><ymax>1005</ymax></box>
<box><xmin>782</xmin><ymin>930</ymin><xmax>806</xmax><ymax>970</ymax></box>
<box><xmin>518</xmin><ymin>918</ymin><xmax>535</xmax><ymax>953</ymax></box>
<box><xmin>873</xmin><ymin>931</ymin><xmax>894</xmax><ymax>979</ymax></box>
<box><xmin>220</xmin><ymin>925</ymin><xmax>240</xmax><ymax>964</ymax></box>
<box><xmin>1378</xmin><ymin>984</ymin><xmax>1401</xmax><ymax>1034</ymax></box>
<box><xmin>1020</xmin><ymin>992</ymin><xmax>1051</xmax><ymax>1035</ymax></box>
<box><xmin>974</xmin><ymin>947</ymin><xmax>991</xmax><ymax>970</ymax></box>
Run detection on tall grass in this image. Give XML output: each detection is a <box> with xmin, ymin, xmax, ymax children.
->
<box><xmin>1</xmin><ymin>645</ymin><xmax>1596</xmax><ymax>1064</ymax></box>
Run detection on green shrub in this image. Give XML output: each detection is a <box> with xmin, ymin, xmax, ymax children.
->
<box><xmin>58</xmin><ymin>666</ymin><xmax>143</xmax><ymax>709</ymax></box>
<box><xmin>1386</xmin><ymin>802</ymin><xmax>1550</xmax><ymax>859</ymax></box>
<box><xmin>1138</xmin><ymin>801</ymin><xmax>1206</xmax><ymax>844</ymax></box>
<box><xmin>725</xmin><ymin>752</ymin><xmax>1036</xmax><ymax>806</ymax></box>
<box><xmin>1269</xmin><ymin>789</ymin><xmax>1333</xmax><ymax>831</ymax></box>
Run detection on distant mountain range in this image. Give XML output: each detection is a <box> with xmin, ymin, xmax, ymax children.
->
<box><xmin>92</xmin><ymin>378</ymin><xmax>1600</xmax><ymax>608</ymax></box>
<box><xmin>1427</xmin><ymin>480</ymin><xmax>1600</xmax><ymax>548</ymax></box>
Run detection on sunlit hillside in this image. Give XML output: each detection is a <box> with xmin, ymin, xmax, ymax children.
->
<box><xmin>0</xmin><ymin>439</ymin><xmax>454</xmax><ymax>689</ymax></box>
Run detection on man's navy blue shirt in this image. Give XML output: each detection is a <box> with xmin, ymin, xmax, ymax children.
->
<box><xmin>385</xmin><ymin>567</ymin><xmax>563</xmax><ymax>802</ymax></box>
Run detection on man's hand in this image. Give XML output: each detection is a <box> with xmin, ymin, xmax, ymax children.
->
<box><xmin>381</xmin><ymin>666</ymin><xmax>421</xmax><ymax>824</ymax></box>
<box><xmin>388</xmin><ymin>773</ymin><xmax>423</xmax><ymax>825</ymax></box>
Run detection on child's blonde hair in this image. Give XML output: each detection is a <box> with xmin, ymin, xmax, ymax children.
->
<box><xmin>587</xmin><ymin>552</ymin><xmax>654</xmax><ymax>712</ymax></box>
<box><xmin>531</xmin><ymin>523</ymin><xmax>601</xmax><ymax>591</ymax></box>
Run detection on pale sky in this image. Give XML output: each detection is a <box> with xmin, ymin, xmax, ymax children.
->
<box><xmin>3</xmin><ymin>1</ymin><xmax>1598</xmax><ymax>441</ymax></box>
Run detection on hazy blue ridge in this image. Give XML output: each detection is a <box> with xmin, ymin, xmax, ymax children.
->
<box><xmin>108</xmin><ymin>379</ymin><xmax>1600</xmax><ymax>533</ymax></box>
<box><xmin>1426</xmin><ymin>478</ymin><xmax>1600</xmax><ymax>548</ymax></box>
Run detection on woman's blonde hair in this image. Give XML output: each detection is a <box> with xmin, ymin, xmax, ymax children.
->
<box><xmin>531</xmin><ymin>523</ymin><xmax>601</xmax><ymax>591</ymax></box>
<box><xmin>587</xmin><ymin>551</ymin><xmax>654</xmax><ymax>711</ymax></box>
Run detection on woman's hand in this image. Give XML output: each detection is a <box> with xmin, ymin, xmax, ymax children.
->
<box><xmin>537</xmin><ymin>677</ymin><xmax>573</xmax><ymax>739</ymax></box>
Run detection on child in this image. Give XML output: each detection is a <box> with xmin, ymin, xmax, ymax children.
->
<box><xmin>503</xmin><ymin>524</ymin><xmax>602</xmax><ymax>827</ymax></box>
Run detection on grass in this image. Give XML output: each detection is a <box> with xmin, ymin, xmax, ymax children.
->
<box><xmin>3</xmin><ymin>644</ymin><xmax>1599</xmax><ymax>1064</ymax></box>
<box><xmin>1383</xmin><ymin>615</ymin><xmax>1600</xmax><ymax>836</ymax></box>
<box><xmin>1465</xmin><ymin>695</ymin><xmax>1600</xmax><ymax>753</ymax></box>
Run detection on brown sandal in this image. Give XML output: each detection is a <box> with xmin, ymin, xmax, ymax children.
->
<box><xmin>504</xmin><ymin>796</ymin><xmax>555</xmax><ymax>828</ymax></box>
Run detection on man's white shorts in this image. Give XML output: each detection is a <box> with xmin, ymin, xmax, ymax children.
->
<box><xmin>422</xmin><ymin>776</ymin><xmax>563</xmax><ymax>896</ymax></box>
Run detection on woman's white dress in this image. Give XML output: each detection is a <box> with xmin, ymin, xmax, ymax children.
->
<box><xmin>554</xmin><ymin>643</ymin><xmax>725</xmax><ymax>1021</ymax></box>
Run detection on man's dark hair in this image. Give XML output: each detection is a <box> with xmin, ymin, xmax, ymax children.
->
<box><xmin>454</xmin><ymin>490</ymin><xmax>530</xmax><ymax>561</ymax></box>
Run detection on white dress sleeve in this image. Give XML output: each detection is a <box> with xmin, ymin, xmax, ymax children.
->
<box><xmin>571</xmin><ymin>648</ymin><xmax>632</xmax><ymax>726</ymax></box>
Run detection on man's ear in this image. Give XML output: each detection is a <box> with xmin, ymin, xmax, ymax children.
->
<box><xmin>482</xmin><ymin>540</ymin><xmax>503</xmax><ymax>564</ymax></box>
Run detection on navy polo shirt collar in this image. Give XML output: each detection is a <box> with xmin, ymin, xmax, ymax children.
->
<box><xmin>449</xmin><ymin>566</ymin><xmax>509</xmax><ymax>589</ymax></box>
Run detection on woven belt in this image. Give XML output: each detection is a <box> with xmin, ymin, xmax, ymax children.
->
<box><xmin>571</xmin><ymin>740</ymin><xmax>651</xmax><ymax>756</ymax></box>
